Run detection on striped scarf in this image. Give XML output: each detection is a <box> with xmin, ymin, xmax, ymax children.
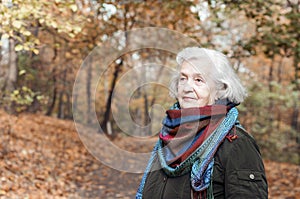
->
<box><xmin>136</xmin><ymin>102</ymin><xmax>238</xmax><ymax>199</ymax></box>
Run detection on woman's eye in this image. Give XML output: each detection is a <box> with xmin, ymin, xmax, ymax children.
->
<box><xmin>178</xmin><ymin>76</ymin><xmax>187</xmax><ymax>85</ymax></box>
<box><xmin>179</xmin><ymin>77</ymin><xmax>186</xmax><ymax>81</ymax></box>
<box><xmin>195</xmin><ymin>78</ymin><xmax>203</xmax><ymax>82</ymax></box>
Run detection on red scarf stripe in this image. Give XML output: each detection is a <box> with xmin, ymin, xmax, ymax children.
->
<box><xmin>160</xmin><ymin>104</ymin><xmax>232</xmax><ymax>167</ymax></box>
<box><xmin>179</xmin><ymin>119</ymin><xmax>223</xmax><ymax>162</ymax></box>
<box><xmin>166</xmin><ymin>105</ymin><xmax>229</xmax><ymax>119</ymax></box>
<box><xmin>159</xmin><ymin>123</ymin><xmax>206</xmax><ymax>141</ymax></box>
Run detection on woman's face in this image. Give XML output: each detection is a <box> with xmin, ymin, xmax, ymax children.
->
<box><xmin>177</xmin><ymin>61</ymin><xmax>214</xmax><ymax>108</ymax></box>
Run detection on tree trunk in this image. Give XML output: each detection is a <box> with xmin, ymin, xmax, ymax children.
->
<box><xmin>290</xmin><ymin>0</ymin><xmax>300</xmax><ymax>144</ymax></box>
<box><xmin>277</xmin><ymin>57</ymin><xmax>284</xmax><ymax>84</ymax></box>
<box><xmin>147</xmin><ymin>60</ymin><xmax>166</xmax><ymax>136</ymax></box>
<box><xmin>46</xmin><ymin>69</ymin><xmax>57</xmax><ymax>116</ymax></box>
<box><xmin>143</xmin><ymin>91</ymin><xmax>151</xmax><ymax>135</ymax></box>
<box><xmin>100</xmin><ymin>60</ymin><xmax>123</xmax><ymax>134</ymax></box>
<box><xmin>0</xmin><ymin>37</ymin><xmax>10</xmax><ymax>94</ymax></box>
<box><xmin>7</xmin><ymin>38</ymin><xmax>17</xmax><ymax>93</ymax></box>
<box><xmin>57</xmin><ymin>91</ymin><xmax>64</xmax><ymax>118</ymax></box>
<box><xmin>0</xmin><ymin>0</ymin><xmax>15</xmax><ymax>97</ymax></box>
<box><xmin>99</xmin><ymin>4</ymin><xmax>130</xmax><ymax>135</ymax></box>
<box><xmin>291</xmin><ymin>102</ymin><xmax>299</xmax><ymax>130</ymax></box>
<box><xmin>268</xmin><ymin>57</ymin><xmax>275</xmax><ymax>124</ymax></box>
<box><xmin>268</xmin><ymin>57</ymin><xmax>274</xmax><ymax>92</ymax></box>
<box><xmin>57</xmin><ymin>69</ymin><xmax>67</xmax><ymax>118</ymax></box>
<box><xmin>86</xmin><ymin>57</ymin><xmax>92</xmax><ymax>124</ymax></box>
<box><xmin>0</xmin><ymin>38</ymin><xmax>17</xmax><ymax>112</ymax></box>
<box><xmin>65</xmin><ymin>92</ymin><xmax>72</xmax><ymax>119</ymax></box>
<box><xmin>292</xmin><ymin>49</ymin><xmax>300</xmax><ymax>144</ymax></box>
<box><xmin>275</xmin><ymin>57</ymin><xmax>285</xmax><ymax>129</ymax></box>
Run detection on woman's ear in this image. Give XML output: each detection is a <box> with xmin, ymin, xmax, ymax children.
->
<box><xmin>215</xmin><ymin>83</ymin><xmax>228</xmax><ymax>101</ymax></box>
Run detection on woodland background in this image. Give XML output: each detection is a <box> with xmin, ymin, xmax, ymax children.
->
<box><xmin>0</xmin><ymin>0</ymin><xmax>299</xmax><ymax>198</ymax></box>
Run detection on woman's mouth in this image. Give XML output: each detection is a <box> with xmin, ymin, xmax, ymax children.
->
<box><xmin>182</xmin><ymin>96</ymin><xmax>196</xmax><ymax>101</ymax></box>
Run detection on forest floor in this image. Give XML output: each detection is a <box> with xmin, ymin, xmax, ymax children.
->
<box><xmin>0</xmin><ymin>110</ymin><xmax>299</xmax><ymax>199</ymax></box>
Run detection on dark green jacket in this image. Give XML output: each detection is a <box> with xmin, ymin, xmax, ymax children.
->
<box><xmin>142</xmin><ymin>127</ymin><xmax>268</xmax><ymax>199</ymax></box>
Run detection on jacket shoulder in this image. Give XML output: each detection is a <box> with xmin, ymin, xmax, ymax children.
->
<box><xmin>215</xmin><ymin>126</ymin><xmax>262</xmax><ymax>169</ymax></box>
<box><xmin>213</xmin><ymin>126</ymin><xmax>268</xmax><ymax>198</ymax></box>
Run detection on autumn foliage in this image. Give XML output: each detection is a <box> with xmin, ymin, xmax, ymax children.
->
<box><xmin>0</xmin><ymin>1</ymin><xmax>299</xmax><ymax>198</ymax></box>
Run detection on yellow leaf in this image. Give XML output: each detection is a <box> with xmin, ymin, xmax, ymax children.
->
<box><xmin>74</xmin><ymin>26</ymin><xmax>82</xmax><ymax>33</ymax></box>
<box><xmin>34</xmin><ymin>38</ymin><xmax>40</xmax><ymax>45</ymax></box>
<box><xmin>65</xmin><ymin>52</ymin><xmax>72</xmax><ymax>58</ymax></box>
<box><xmin>68</xmin><ymin>33</ymin><xmax>75</xmax><ymax>38</ymax></box>
<box><xmin>13</xmin><ymin>90</ymin><xmax>19</xmax><ymax>95</ymax></box>
<box><xmin>0</xmin><ymin>189</ymin><xmax>6</xmax><ymax>195</ymax></box>
<box><xmin>22</xmin><ymin>30</ymin><xmax>31</xmax><ymax>36</ymax></box>
<box><xmin>33</xmin><ymin>49</ymin><xmax>39</xmax><ymax>55</ymax></box>
<box><xmin>12</xmin><ymin>20</ymin><xmax>22</xmax><ymax>29</ymax></box>
<box><xmin>39</xmin><ymin>18</ymin><xmax>45</xmax><ymax>24</ymax></box>
<box><xmin>51</xmin><ymin>21</ymin><xmax>57</xmax><ymax>29</ymax></box>
<box><xmin>15</xmin><ymin>44</ymin><xmax>23</xmax><ymax>51</ymax></box>
<box><xmin>36</xmin><ymin>95</ymin><xmax>44</xmax><ymax>100</ymax></box>
<box><xmin>19</xmin><ymin>70</ymin><xmax>26</xmax><ymax>75</ymax></box>
<box><xmin>70</xmin><ymin>4</ymin><xmax>78</xmax><ymax>12</ymax></box>
<box><xmin>23</xmin><ymin>45</ymin><xmax>30</xmax><ymax>51</ymax></box>
<box><xmin>1</xmin><ymin>34</ymin><xmax>9</xmax><ymax>39</ymax></box>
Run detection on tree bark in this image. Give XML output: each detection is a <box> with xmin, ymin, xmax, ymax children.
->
<box><xmin>100</xmin><ymin>60</ymin><xmax>123</xmax><ymax>134</ymax></box>
<box><xmin>57</xmin><ymin>91</ymin><xmax>63</xmax><ymax>118</ymax></box>
<box><xmin>268</xmin><ymin>57</ymin><xmax>275</xmax><ymax>124</ymax></box>
<box><xmin>7</xmin><ymin>39</ymin><xmax>17</xmax><ymax>93</ymax></box>
<box><xmin>143</xmin><ymin>90</ymin><xmax>150</xmax><ymax>135</ymax></box>
<box><xmin>0</xmin><ymin>37</ymin><xmax>10</xmax><ymax>94</ymax></box>
<box><xmin>46</xmin><ymin>69</ymin><xmax>57</xmax><ymax>116</ymax></box>
<box><xmin>57</xmin><ymin>69</ymin><xmax>67</xmax><ymax>118</ymax></box>
<box><xmin>86</xmin><ymin>57</ymin><xmax>92</xmax><ymax>124</ymax></box>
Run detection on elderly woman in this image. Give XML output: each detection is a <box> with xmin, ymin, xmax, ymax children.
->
<box><xmin>136</xmin><ymin>47</ymin><xmax>268</xmax><ymax>199</ymax></box>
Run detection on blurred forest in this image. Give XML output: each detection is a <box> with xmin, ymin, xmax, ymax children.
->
<box><xmin>0</xmin><ymin>0</ymin><xmax>299</xmax><ymax>197</ymax></box>
<box><xmin>1</xmin><ymin>0</ymin><xmax>298</xmax><ymax>163</ymax></box>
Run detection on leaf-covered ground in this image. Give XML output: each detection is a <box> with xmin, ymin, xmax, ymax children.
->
<box><xmin>0</xmin><ymin>110</ymin><xmax>299</xmax><ymax>199</ymax></box>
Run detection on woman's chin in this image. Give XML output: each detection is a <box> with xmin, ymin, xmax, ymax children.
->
<box><xmin>180</xmin><ymin>102</ymin><xmax>200</xmax><ymax>109</ymax></box>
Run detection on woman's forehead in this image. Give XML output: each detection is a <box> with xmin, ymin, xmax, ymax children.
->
<box><xmin>180</xmin><ymin>62</ymin><xmax>202</xmax><ymax>75</ymax></box>
<box><xmin>180</xmin><ymin>58</ymin><xmax>215</xmax><ymax>76</ymax></box>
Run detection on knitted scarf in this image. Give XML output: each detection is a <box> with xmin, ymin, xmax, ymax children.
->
<box><xmin>136</xmin><ymin>102</ymin><xmax>238</xmax><ymax>199</ymax></box>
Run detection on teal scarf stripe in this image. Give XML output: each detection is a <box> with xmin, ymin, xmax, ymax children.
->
<box><xmin>158</xmin><ymin>108</ymin><xmax>238</xmax><ymax>178</ymax></box>
<box><xmin>136</xmin><ymin>107</ymin><xmax>238</xmax><ymax>198</ymax></box>
<box><xmin>191</xmin><ymin>108</ymin><xmax>238</xmax><ymax>191</ymax></box>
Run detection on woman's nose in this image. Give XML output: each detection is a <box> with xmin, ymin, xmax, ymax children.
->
<box><xmin>183</xmin><ymin>80</ymin><xmax>193</xmax><ymax>92</ymax></box>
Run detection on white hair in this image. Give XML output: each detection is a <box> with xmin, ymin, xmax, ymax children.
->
<box><xmin>170</xmin><ymin>47</ymin><xmax>247</xmax><ymax>104</ymax></box>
